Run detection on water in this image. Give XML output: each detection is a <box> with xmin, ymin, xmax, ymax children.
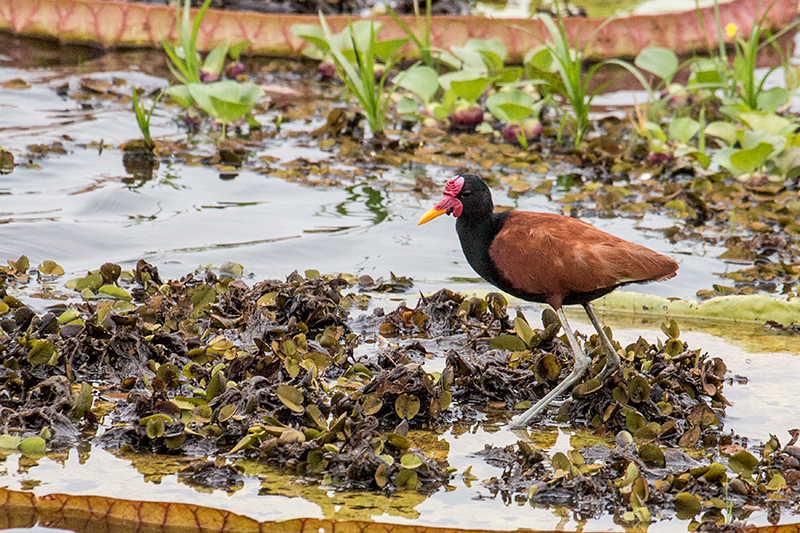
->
<box><xmin>1</xmin><ymin>34</ymin><xmax>799</xmax><ymax>533</ymax></box>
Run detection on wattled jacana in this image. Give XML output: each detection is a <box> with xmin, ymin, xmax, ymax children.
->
<box><xmin>418</xmin><ymin>174</ymin><xmax>678</xmax><ymax>429</ymax></box>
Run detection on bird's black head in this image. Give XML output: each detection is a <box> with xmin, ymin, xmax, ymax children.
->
<box><xmin>417</xmin><ymin>174</ymin><xmax>494</xmax><ymax>225</ymax></box>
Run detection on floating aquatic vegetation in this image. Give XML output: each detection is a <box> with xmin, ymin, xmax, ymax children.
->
<box><xmin>2</xmin><ymin>261</ymin><xmax>800</xmax><ymax>517</ymax></box>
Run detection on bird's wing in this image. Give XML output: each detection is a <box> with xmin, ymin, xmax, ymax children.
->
<box><xmin>488</xmin><ymin>212</ymin><xmax>677</xmax><ymax>305</ymax></box>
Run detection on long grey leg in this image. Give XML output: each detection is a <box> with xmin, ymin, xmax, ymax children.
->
<box><xmin>583</xmin><ymin>302</ymin><xmax>620</xmax><ymax>382</ymax></box>
<box><xmin>508</xmin><ymin>307</ymin><xmax>590</xmax><ymax>429</ymax></box>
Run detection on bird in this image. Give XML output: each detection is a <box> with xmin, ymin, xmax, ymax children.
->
<box><xmin>417</xmin><ymin>174</ymin><xmax>678</xmax><ymax>429</ymax></box>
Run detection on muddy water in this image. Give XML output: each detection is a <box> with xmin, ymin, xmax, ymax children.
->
<box><xmin>1</xmin><ymin>34</ymin><xmax>799</xmax><ymax>532</ymax></box>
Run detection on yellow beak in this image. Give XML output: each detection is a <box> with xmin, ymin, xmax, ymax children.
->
<box><xmin>417</xmin><ymin>208</ymin><xmax>447</xmax><ymax>226</ymax></box>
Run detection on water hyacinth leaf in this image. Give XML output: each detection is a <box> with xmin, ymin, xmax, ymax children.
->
<box><xmin>438</xmin><ymin>390</ymin><xmax>452</xmax><ymax>410</ymax></box>
<box><xmin>18</xmin><ymin>436</ymin><xmax>46</xmax><ymax>456</ymax></box>
<box><xmin>512</xmin><ymin>316</ymin><xmax>535</xmax><ymax>346</ymax></box>
<box><xmin>638</xmin><ymin>442</ymin><xmax>665</xmax><ymax>468</ymax></box>
<box><xmin>395</xmin><ymin>393</ymin><xmax>420</xmax><ymax>420</ymax></box>
<box><xmin>290</xmin><ymin>24</ymin><xmax>329</xmax><ymax>53</ymax></box>
<box><xmin>395</xmin><ymin>468</ymin><xmax>419</xmax><ymax>489</ymax></box>
<box><xmin>767</xmin><ymin>473</ymin><xmax>786</xmax><ymax>491</ymax></box>
<box><xmin>189</xmin><ymin>284</ymin><xmax>216</xmax><ymax>317</ymax></box>
<box><xmin>218</xmin><ymin>404</ymin><xmax>237</xmax><ymax>422</ymax></box>
<box><xmin>98</xmin><ymin>285</ymin><xmax>132</xmax><ymax>300</ymax></box>
<box><xmin>396</xmin><ymin>65</ymin><xmax>439</xmax><ymax>103</ymax></box>
<box><xmin>486</xmin><ymin>90</ymin><xmax>535</xmax><ymax>123</ymax></box>
<box><xmin>146</xmin><ymin>417</ymin><xmax>166</xmax><ymax>439</ymax></box>
<box><xmin>0</xmin><ymin>435</ymin><xmax>20</xmax><ymax>449</ymax></box>
<box><xmin>165</xmin><ymin>433</ymin><xmax>186</xmax><ymax>450</ymax></box>
<box><xmin>75</xmin><ymin>272</ymin><xmax>103</xmax><ymax>292</ymax></box>
<box><xmin>668</xmin><ymin>117</ymin><xmax>700</xmax><ymax>144</ymax></box>
<box><xmin>489</xmin><ymin>334</ymin><xmax>527</xmax><ymax>352</ymax></box>
<box><xmin>625</xmin><ymin>410</ymin><xmax>646</xmax><ymax>433</ymax></box>
<box><xmin>277</xmin><ymin>384</ymin><xmax>304</xmax><ymax>413</ymax></box>
<box><xmin>305</xmin><ymin>404</ymin><xmax>326</xmax><ymax>429</ymax></box>
<box><xmin>729</xmin><ymin>142</ymin><xmax>772</xmax><ymax>174</ymax></box>
<box><xmin>400</xmin><ymin>454</ymin><xmax>423</xmax><ymax>469</ymax></box>
<box><xmin>678</xmin><ymin>425</ymin><xmax>701</xmax><ymax>448</ymax></box>
<box><xmin>704</xmin><ymin>121</ymin><xmax>738</xmax><ymax>145</ymax></box>
<box><xmin>396</xmin><ymin>96</ymin><xmax>419</xmax><ymax>115</ymax></box>
<box><xmin>188</xmin><ymin>81</ymin><xmax>263</xmax><ymax>124</ymax></box>
<box><xmin>38</xmin><ymin>260</ymin><xmax>64</xmax><ymax>276</ymax></box>
<box><xmin>362</xmin><ymin>394</ymin><xmax>383</xmax><ymax>416</ymax></box>
<box><xmin>256</xmin><ymin>291</ymin><xmax>277</xmax><ymax>306</ymax></box>
<box><xmin>552</xmin><ymin>452</ymin><xmax>570</xmax><ymax>472</ymax></box>
<box><xmin>386</xmin><ymin>433</ymin><xmax>411</xmax><ymax>450</ymax></box>
<box><xmin>756</xmin><ymin>87</ymin><xmax>789</xmax><ymax>113</ymax></box>
<box><xmin>375</xmin><ymin>463</ymin><xmax>387</xmax><ymax>487</ymax></box>
<box><xmin>193</xmin><ymin>404</ymin><xmax>212</xmax><ymax>423</ymax></box>
<box><xmin>99</xmin><ymin>262</ymin><xmax>122</xmax><ymax>284</ymax></box>
<box><xmin>729</xmin><ymin>450</ymin><xmax>760</xmax><ymax>478</ymax></box>
<box><xmin>660</xmin><ymin>320</ymin><xmax>680</xmax><ymax>339</ymax></box>
<box><xmin>71</xmin><ymin>382</ymin><xmax>93</xmax><ymax>418</ymax></box>
<box><xmin>28</xmin><ymin>340</ymin><xmax>54</xmax><ymax>366</ymax></box>
<box><xmin>438</xmin><ymin>71</ymin><xmax>491</xmax><ymax>103</ymax></box>
<box><xmin>628</xmin><ymin>376</ymin><xmax>650</xmax><ymax>403</ymax></box>
<box><xmin>674</xmin><ymin>492</ymin><xmax>702</xmax><ymax>519</ymax></box>
<box><xmin>574</xmin><ymin>378</ymin><xmax>602</xmax><ymax>396</ymax></box>
<box><xmin>372</xmin><ymin>37</ymin><xmax>409</xmax><ymax>63</ymax></box>
<box><xmin>740</xmin><ymin>112</ymin><xmax>796</xmax><ymax>137</ymax></box>
<box><xmin>635</xmin><ymin>47</ymin><xmax>678</xmax><ymax>81</ymax></box>
<box><xmin>206</xmin><ymin>371</ymin><xmax>226</xmax><ymax>402</ymax></box>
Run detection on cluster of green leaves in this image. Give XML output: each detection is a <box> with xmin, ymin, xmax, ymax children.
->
<box><xmin>632</xmin><ymin>0</ymin><xmax>800</xmax><ymax>180</ymax></box>
<box><xmin>130</xmin><ymin>0</ymin><xmax>263</xmax><ymax>144</ymax></box>
<box><xmin>292</xmin><ymin>18</ymin><xmax>408</xmax><ymax>137</ymax></box>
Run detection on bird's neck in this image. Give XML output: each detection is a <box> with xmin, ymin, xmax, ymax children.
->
<box><xmin>456</xmin><ymin>210</ymin><xmax>509</xmax><ymax>285</ymax></box>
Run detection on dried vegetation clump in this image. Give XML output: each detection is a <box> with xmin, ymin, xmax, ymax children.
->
<box><xmin>1</xmin><ymin>260</ymin><xmax>799</xmax><ymax>524</ymax></box>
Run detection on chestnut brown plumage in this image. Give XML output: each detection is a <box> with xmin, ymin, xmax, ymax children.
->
<box><xmin>418</xmin><ymin>174</ymin><xmax>678</xmax><ymax>428</ymax></box>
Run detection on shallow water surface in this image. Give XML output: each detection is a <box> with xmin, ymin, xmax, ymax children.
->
<box><xmin>1</xmin><ymin>34</ymin><xmax>799</xmax><ymax>533</ymax></box>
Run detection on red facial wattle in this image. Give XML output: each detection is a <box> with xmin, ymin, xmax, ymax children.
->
<box><xmin>417</xmin><ymin>176</ymin><xmax>465</xmax><ymax>225</ymax></box>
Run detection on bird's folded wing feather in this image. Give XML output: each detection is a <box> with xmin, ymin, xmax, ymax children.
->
<box><xmin>488</xmin><ymin>212</ymin><xmax>677</xmax><ymax>299</ymax></box>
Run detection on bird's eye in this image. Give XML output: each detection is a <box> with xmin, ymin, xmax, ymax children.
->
<box><xmin>461</xmin><ymin>189</ymin><xmax>472</xmax><ymax>197</ymax></box>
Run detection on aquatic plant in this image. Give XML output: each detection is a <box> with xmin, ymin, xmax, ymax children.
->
<box><xmin>293</xmin><ymin>17</ymin><xmax>408</xmax><ymax>138</ymax></box>
<box><xmin>386</xmin><ymin>0</ymin><xmax>435</xmax><ymax>68</ymax></box>
<box><xmin>524</xmin><ymin>6</ymin><xmax>645</xmax><ymax>146</ymax></box>
<box><xmin>131</xmin><ymin>88</ymin><xmax>162</xmax><ymax>149</ymax></box>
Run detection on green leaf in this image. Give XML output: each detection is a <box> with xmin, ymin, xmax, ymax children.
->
<box><xmin>290</xmin><ymin>24</ymin><xmax>330</xmax><ymax>53</ymax></box>
<box><xmin>486</xmin><ymin>90</ymin><xmax>535</xmax><ymax>123</ymax></box>
<box><xmin>740</xmin><ymin>112</ymin><xmax>796</xmax><ymax>137</ymax></box>
<box><xmin>395</xmin><ymin>65</ymin><xmax>439</xmax><ymax>103</ymax></box>
<box><xmin>373</xmin><ymin>37</ymin><xmax>408</xmax><ymax>63</ymax></box>
<box><xmin>277</xmin><ymin>384</ymin><xmax>305</xmax><ymax>413</ymax></box>
<box><xmin>635</xmin><ymin>47</ymin><xmax>678</xmax><ymax>81</ymax></box>
<box><xmin>489</xmin><ymin>334</ymin><xmax>527</xmax><ymax>352</ymax></box>
<box><xmin>98</xmin><ymin>285</ymin><xmax>132</xmax><ymax>300</ymax></box>
<box><xmin>202</xmin><ymin>42</ymin><xmax>230</xmax><ymax>77</ymax></box>
<box><xmin>704</xmin><ymin>121</ymin><xmax>738</xmax><ymax>145</ymax></box>
<box><xmin>730</xmin><ymin>142</ymin><xmax>773</xmax><ymax>173</ymax></box>
<box><xmin>18</xmin><ymin>436</ymin><xmax>46</xmax><ymax>456</ymax></box>
<box><xmin>757</xmin><ymin>87</ymin><xmax>789</xmax><ymax>113</ymax></box>
<box><xmin>0</xmin><ymin>435</ymin><xmax>20</xmax><ymax>449</ymax></box>
<box><xmin>668</xmin><ymin>117</ymin><xmax>700</xmax><ymax>144</ymax></box>
<box><xmin>513</xmin><ymin>316</ymin><xmax>536</xmax><ymax>346</ymax></box>
<box><xmin>674</xmin><ymin>492</ymin><xmax>702</xmax><ymax>519</ymax></box>
<box><xmin>400</xmin><ymin>453</ymin><xmax>423</xmax><ymax>469</ymax></box>
<box><xmin>395</xmin><ymin>393</ymin><xmax>420</xmax><ymax>420</ymax></box>
<box><xmin>38</xmin><ymin>260</ymin><xmax>64</xmax><ymax>276</ymax></box>
<box><xmin>188</xmin><ymin>284</ymin><xmax>216</xmax><ymax>317</ymax></box>
<box><xmin>28</xmin><ymin>340</ymin><xmax>55</xmax><ymax>366</ymax></box>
